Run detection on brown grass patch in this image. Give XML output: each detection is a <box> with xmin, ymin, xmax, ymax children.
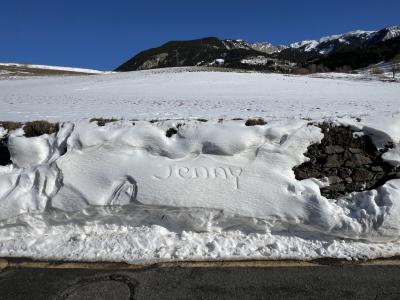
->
<box><xmin>23</xmin><ymin>121</ymin><xmax>59</xmax><ymax>137</ymax></box>
<box><xmin>0</xmin><ymin>121</ymin><xmax>22</xmax><ymax>132</ymax></box>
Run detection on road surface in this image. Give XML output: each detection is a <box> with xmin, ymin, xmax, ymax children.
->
<box><xmin>1</xmin><ymin>259</ymin><xmax>400</xmax><ymax>299</ymax></box>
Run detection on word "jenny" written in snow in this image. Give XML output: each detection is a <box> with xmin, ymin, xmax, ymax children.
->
<box><xmin>153</xmin><ymin>165</ymin><xmax>243</xmax><ymax>190</ymax></box>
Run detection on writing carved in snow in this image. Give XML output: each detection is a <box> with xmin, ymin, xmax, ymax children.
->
<box><xmin>153</xmin><ymin>165</ymin><xmax>243</xmax><ymax>190</ymax></box>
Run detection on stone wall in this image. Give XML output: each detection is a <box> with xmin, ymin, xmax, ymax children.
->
<box><xmin>294</xmin><ymin>124</ymin><xmax>399</xmax><ymax>198</ymax></box>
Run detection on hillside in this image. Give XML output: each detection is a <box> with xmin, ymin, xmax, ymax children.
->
<box><xmin>115</xmin><ymin>37</ymin><xmax>293</xmax><ymax>73</ymax></box>
<box><xmin>0</xmin><ymin>63</ymin><xmax>103</xmax><ymax>79</ymax></box>
<box><xmin>115</xmin><ymin>26</ymin><xmax>400</xmax><ymax>74</ymax></box>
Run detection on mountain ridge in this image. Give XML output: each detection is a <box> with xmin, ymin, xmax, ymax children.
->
<box><xmin>115</xmin><ymin>26</ymin><xmax>400</xmax><ymax>73</ymax></box>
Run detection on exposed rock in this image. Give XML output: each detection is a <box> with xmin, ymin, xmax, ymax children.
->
<box><xmin>197</xmin><ymin>118</ymin><xmax>208</xmax><ymax>123</ymax></box>
<box><xmin>166</xmin><ymin>128</ymin><xmax>178</xmax><ymax>138</ymax></box>
<box><xmin>0</xmin><ymin>122</ymin><xmax>21</xmax><ymax>166</ymax></box>
<box><xmin>245</xmin><ymin>118</ymin><xmax>267</xmax><ymax>126</ymax></box>
<box><xmin>344</xmin><ymin>177</ymin><xmax>353</xmax><ymax>184</ymax></box>
<box><xmin>325</xmin><ymin>155</ymin><xmax>343</xmax><ymax>168</ymax></box>
<box><xmin>352</xmin><ymin>169</ymin><xmax>374</xmax><ymax>182</ymax></box>
<box><xmin>90</xmin><ymin>118</ymin><xmax>119</xmax><ymax>127</ymax></box>
<box><xmin>349</xmin><ymin>148</ymin><xmax>362</xmax><ymax>154</ymax></box>
<box><xmin>371</xmin><ymin>166</ymin><xmax>384</xmax><ymax>172</ymax></box>
<box><xmin>0</xmin><ymin>137</ymin><xmax>11</xmax><ymax>166</ymax></box>
<box><xmin>325</xmin><ymin>145</ymin><xmax>344</xmax><ymax>154</ymax></box>
<box><xmin>328</xmin><ymin>176</ymin><xmax>343</xmax><ymax>184</ymax></box>
<box><xmin>345</xmin><ymin>154</ymin><xmax>372</xmax><ymax>167</ymax></box>
<box><xmin>294</xmin><ymin>124</ymin><xmax>399</xmax><ymax>198</ymax></box>
<box><xmin>338</xmin><ymin>168</ymin><xmax>352</xmax><ymax>178</ymax></box>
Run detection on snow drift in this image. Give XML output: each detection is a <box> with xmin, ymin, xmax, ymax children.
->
<box><xmin>1</xmin><ymin>117</ymin><xmax>400</xmax><ymax>249</ymax></box>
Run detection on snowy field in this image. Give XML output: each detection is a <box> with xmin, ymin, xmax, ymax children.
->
<box><xmin>0</xmin><ymin>63</ymin><xmax>104</xmax><ymax>77</ymax></box>
<box><xmin>1</xmin><ymin>67</ymin><xmax>400</xmax><ymax>263</ymax></box>
<box><xmin>0</xmin><ymin>67</ymin><xmax>399</xmax><ymax>122</ymax></box>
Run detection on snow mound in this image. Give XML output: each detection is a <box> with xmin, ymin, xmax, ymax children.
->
<box><xmin>1</xmin><ymin>118</ymin><xmax>400</xmax><ymax>244</ymax></box>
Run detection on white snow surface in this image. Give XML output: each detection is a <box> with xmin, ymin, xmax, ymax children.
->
<box><xmin>0</xmin><ymin>63</ymin><xmax>104</xmax><ymax>74</ymax></box>
<box><xmin>0</xmin><ymin>67</ymin><xmax>399</xmax><ymax>122</ymax></box>
<box><xmin>1</xmin><ymin>68</ymin><xmax>400</xmax><ymax>263</ymax></box>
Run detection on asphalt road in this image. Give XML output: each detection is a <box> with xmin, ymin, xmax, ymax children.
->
<box><xmin>1</xmin><ymin>260</ymin><xmax>400</xmax><ymax>299</ymax></box>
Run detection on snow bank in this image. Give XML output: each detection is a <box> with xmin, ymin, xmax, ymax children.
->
<box><xmin>0</xmin><ymin>117</ymin><xmax>400</xmax><ymax>264</ymax></box>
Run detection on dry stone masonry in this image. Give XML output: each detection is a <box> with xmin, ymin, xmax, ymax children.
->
<box><xmin>294</xmin><ymin>124</ymin><xmax>400</xmax><ymax>198</ymax></box>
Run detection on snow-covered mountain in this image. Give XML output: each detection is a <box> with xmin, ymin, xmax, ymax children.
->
<box><xmin>222</xmin><ymin>39</ymin><xmax>286</xmax><ymax>54</ymax></box>
<box><xmin>290</xmin><ymin>26</ymin><xmax>400</xmax><ymax>55</ymax></box>
<box><xmin>222</xmin><ymin>26</ymin><xmax>400</xmax><ymax>56</ymax></box>
<box><xmin>115</xmin><ymin>26</ymin><xmax>400</xmax><ymax>72</ymax></box>
<box><xmin>115</xmin><ymin>37</ymin><xmax>288</xmax><ymax>72</ymax></box>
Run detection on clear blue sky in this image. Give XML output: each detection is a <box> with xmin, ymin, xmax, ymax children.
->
<box><xmin>1</xmin><ymin>0</ymin><xmax>399</xmax><ymax>70</ymax></box>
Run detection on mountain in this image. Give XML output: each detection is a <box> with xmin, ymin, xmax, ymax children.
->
<box><xmin>115</xmin><ymin>26</ymin><xmax>400</xmax><ymax>73</ymax></box>
<box><xmin>287</xmin><ymin>26</ymin><xmax>400</xmax><ymax>55</ymax></box>
<box><xmin>115</xmin><ymin>37</ymin><xmax>294</xmax><ymax>72</ymax></box>
<box><xmin>276</xmin><ymin>26</ymin><xmax>400</xmax><ymax>72</ymax></box>
<box><xmin>222</xmin><ymin>39</ymin><xmax>286</xmax><ymax>54</ymax></box>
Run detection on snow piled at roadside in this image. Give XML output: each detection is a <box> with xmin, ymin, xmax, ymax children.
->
<box><xmin>1</xmin><ymin>115</ymin><xmax>400</xmax><ymax>263</ymax></box>
<box><xmin>3</xmin><ymin>216</ymin><xmax>400</xmax><ymax>263</ymax></box>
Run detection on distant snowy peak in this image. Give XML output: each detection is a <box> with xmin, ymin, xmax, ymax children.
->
<box><xmin>289</xmin><ymin>26</ymin><xmax>400</xmax><ymax>55</ymax></box>
<box><xmin>250</xmin><ymin>42</ymin><xmax>287</xmax><ymax>54</ymax></box>
<box><xmin>381</xmin><ymin>26</ymin><xmax>400</xmax><ymax>41</ymax></box>
<box><xmin>223</xmin><ymin>26</ymin><xmax>400</xmax><ymax>56</ymax></box>
<box><xmin>223</xmin><ymin>39</ymin><xmax>285</xmax><ymax>54</ymax></box>
<box><xmin>290</xmin><ymin>40</ymin><xmax>320</xmax><ymax>52</ymax></box>
<box><xmin>290</xmin><ymin>30</ymin><xmax>376</xmax><ymax>54</ymax></box>
<box><xmin>222</xmin><ymin>39</ymin><xmax>254</xmax><ymax>51</ymax></box>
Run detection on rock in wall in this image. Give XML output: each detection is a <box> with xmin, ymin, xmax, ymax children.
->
<box><xmin>294</xmin><ymin>124</ymin><xmax>399</xmax><ymax>198</ymax></box>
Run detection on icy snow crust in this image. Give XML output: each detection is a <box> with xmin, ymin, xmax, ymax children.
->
<box><xmin>1</xmin><ymin>68</ymin><xmax>400</xmax><ymax>262</ymax></box>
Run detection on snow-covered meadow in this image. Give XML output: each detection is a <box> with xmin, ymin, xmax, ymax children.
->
<box><xmin>0</xmin><ymin>67</ymin><xmax>400</xmax><ymax>263</ymax></box>
<box><xmin>0</xmin><ymin>67</ymin><xmax>399</xmax><ymax>122</ymax></box>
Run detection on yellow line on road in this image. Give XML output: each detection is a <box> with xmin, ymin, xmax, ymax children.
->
<box><xmin>1</xmin><ymin>258</ymin><xmax>400</xmax><ymax>270</ymax></box>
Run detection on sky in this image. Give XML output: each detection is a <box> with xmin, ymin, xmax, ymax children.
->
<box><xmin>0</xmin><ymin>0</ymin><xmax>399</xmax><ymax>70</ymax></box>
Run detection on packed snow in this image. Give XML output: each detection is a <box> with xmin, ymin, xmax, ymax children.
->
<box><xmin>0</xmin><ymin>67</ymin><xmax>400</xmax><ymax>263</ymax></box>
